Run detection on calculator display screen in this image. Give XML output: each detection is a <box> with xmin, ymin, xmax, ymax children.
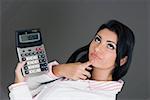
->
<box><xmin>19</xmin><ymin>33</ymin><xmax>40</xmax><ymax>43</ymax></box>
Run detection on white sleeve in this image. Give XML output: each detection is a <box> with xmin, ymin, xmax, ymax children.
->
<box><xmin>26</xmin><ymin>60</ymin><xmax>62</xmax><ymax>96</ymax></box>
<box><xmin>9</xmin><ymin>82</ymin><xmax>33</xmax><ymax>100</ymax></box>
<box><xmin>27</xmin><ymin>61</ymin><xmax>60</xmax><ymax>86</ymax></box>
<box><xmin>9</xmin><ymin>60</ymin><xmax>63</xmax><ymax>98</ymax></box>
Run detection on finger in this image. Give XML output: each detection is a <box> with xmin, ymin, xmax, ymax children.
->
<box><xmin>86</xmin><ymin>66</ymin><xmax>92</xmax><ymax>70</ymax></box>
<box><xmin>82</xmin><ymin>70</ymin><xmax>91</xmax><ymax>78</ymax></box>
<box><xmin>18</xmin><ymin>61</ymin><xmax>26</xmax><ymax>67</ymax></box>
<box><xmin>72</xmin><ymin>76</ymin><xmax>80</xmax><ymax>81</ymax></box>
<box><xmin>88</xmin><ymin>60</ymin><xmax>94</xmax><ymax>65</ymax></box>
<box><xmin>79</xmin><ymin>74</ymin><xmax>87</xmax><ymax>80</ymax></box>
<box><xmin>15</xmin><ymin>61</ymin><xmax>26</xmax><ymax>74</ymax></box>
<box><xmin>80</xmin><ymin>61</ymin><xmax>92</xmax><ymax>69</ymax></box>
<box><xmin>16</xmin><ymin>61</ymin><xmax>26</xmax><ymax>72</ymax></box>
<box><xmin>84</xmin><ymin>61</ymin><xmax>92</xmax><ymax>66</ymax></box>
<box><xmin>21</xmin><ymin>61</ymin><xmax>27</xmax><ymax>65</ymax></box>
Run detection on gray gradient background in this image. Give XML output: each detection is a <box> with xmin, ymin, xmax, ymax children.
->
<box><xmin>1</xmin><ymin>0</ymin><xmax>150</xmax><ymax>100</ymax></box>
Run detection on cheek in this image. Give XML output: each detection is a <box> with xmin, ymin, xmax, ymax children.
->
<box><xmin>89</xmin><ymin>43</ymin><xmax>93</xmax><ymax>54</ymax></box>
<box><xmin>88</xmin><ymin>43</ymin><xmax>96</xmax><ymax>59</ymax></box>
<box><xmin>94</xmin><ymin>53</ymin><xmax>117</xmax><ymax>68</ymax></box>
<box><xmin>105</xmin><ymin>53</ymin><xmax>117</xmax><ymax>65</ymax></box>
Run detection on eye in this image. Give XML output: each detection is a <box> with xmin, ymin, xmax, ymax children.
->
<box><xmin>94</xmin><ymin>36</ymin><xmax>101</xmax><ymax>43</ymax></box>
<box><xmin>107</xmin><ymin>43</ymin><xmax>116</xmax><ymax>50</ymax></box>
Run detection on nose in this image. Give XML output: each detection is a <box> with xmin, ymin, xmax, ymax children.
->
<box><xmin>94</xmin><ymin>44</ymin><xmax>105</xmax><ymax>53</ymax></box>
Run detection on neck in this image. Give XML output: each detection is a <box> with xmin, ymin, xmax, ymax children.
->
<box><xmin>91</xmin><ymin>67</ymin><xmax>113</xmax><ymax>81</ymax></box>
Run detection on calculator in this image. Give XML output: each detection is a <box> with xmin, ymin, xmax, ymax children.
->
<box><xmin>16</xmin><ymin>28</ymin><xmax>49</xmax><ymax>77</ymax></box>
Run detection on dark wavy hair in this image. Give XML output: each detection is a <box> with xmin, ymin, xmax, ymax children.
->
<box><xmin>66</xmin><ymin>20</ymin><xmax>135</xmax><ymax>81</ymax></box>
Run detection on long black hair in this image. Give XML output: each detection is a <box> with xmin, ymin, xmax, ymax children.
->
<box><xmin>67</xmin><ymin>20</ymin><xmax>135</xmax><ymax>81</ymax></box>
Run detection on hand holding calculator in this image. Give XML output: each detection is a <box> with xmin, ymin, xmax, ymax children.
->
<box><xmin>16</xmin><ymin>28</ymin><xmax>49</xmax><ymax>77</ymax></box>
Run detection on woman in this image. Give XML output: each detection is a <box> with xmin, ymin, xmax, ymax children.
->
<box><xmin>9</xmin><ymin>20</ymin><xmax>135</xmax><ymax>100</ymax></box>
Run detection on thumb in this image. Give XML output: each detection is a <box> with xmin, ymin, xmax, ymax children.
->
<box><xmin>16</xmin><ymin>61</ymin><xmax>26</xmax><ymax>71</ymax></box>
<box><xmin>15</xmin><ymin>61</ymin><xmax>27</xmax><ymax>83</ymax></box>
<box><xmin>81</xmin><ymin>61</ymin><xmax>92</xmax><ymax>68</ymax></box>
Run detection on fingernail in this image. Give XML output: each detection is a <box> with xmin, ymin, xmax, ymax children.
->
<box><xmin>89</xmin><ymin>67</ymin><xmax>92</xmax><ymax>70</ymax></box>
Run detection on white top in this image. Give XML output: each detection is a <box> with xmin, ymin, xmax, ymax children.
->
<box><xmin>8</xmin><ymin>61</ymin><xmax>124</xmax><ymax>100</ymax></box>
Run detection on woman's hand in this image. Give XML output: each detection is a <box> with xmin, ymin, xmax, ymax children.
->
<box><xmin>52</xmin><ymin>61</ymin><xmax>93</xmax><ymax>80</ymax></box>
<box><xmin>14</xmin><ymin>61</ymin><xmax>26</xmax><ymax>83</ymax></box>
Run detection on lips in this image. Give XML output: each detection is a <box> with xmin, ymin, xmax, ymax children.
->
<box><xmin>90</xmin><ymin>52</ymin><xmax>102</xmax><ymax>60</ymax></box>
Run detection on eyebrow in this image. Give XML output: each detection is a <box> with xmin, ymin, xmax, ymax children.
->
<box><xmin>96</xmin><ymin>34</ymin><xmax>101</xmax><ymax>39</ymax></box>
<box><xmin>107</xmin><ymin>41</ymin><xmax>117</xmax><ymax>46</ymax></box>
<box><xmin>96</xmin><ymin>34</ymin><xmax>117</xmax><ymax>45</ymax></box>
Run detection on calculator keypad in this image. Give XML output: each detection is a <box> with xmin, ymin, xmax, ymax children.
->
<box><xmin>19</xmin><ymin>45</ymin><xmax>48</xmax><ymax>76</ymax></box>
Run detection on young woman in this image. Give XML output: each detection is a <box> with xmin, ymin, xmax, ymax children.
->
<box><xmin>9</xmin><ymin>20</ymin><xmax>135</xmax><ymax>100</ymax></box>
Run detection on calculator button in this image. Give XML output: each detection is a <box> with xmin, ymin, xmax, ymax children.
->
<box><xmin>26</xmin><ymin>56</ymin><xmax>32</xmax><ymax>60</ymax></box>
<box><xmin>25</xmin><ymin>70</ymin><xmax>29</xmax><ymax>74</ymax></box>
<box><xmin>22</xmin><ymin>57</ymin><xmax>26</xmax><ymax>61</ymax></box>
<box><xmin>34</xmin><ymin>64</ymin><xmax>40</xmax><ymax>69</ymax></box>
<box><xmin>41</xmin><ymin>67</ymin><xmax>48</xmax><ymax>71</ymax></box>
<box><xmin>39</xmin><ymin>59</ymin><xmax>46</xmax><ymax>63</ymax></box>
<box><xmin>28</xmin><ymin>53</ymin><xmax>32</xmax><ymax>56</ymax></box>
<box><xmin>44</xmin><ymin>63</ymin><xmax>47</xmax><ymax>66</ymax></box>
<box><xmin>35</xmin><ymin>68</ymin><xmax>41</xmax><ymax>72</ymax></box>
<box><xmin>41</xmin><ymin>68</ymin><xmax>45</xmax><ymax>71</ymax></box>
<box><xmin>45</xmin><ymin>67</ymin><xmax>48</xmax><ymax>70</ymax></box>
<box><xmin>41</xmin><ymin>63</ymin><xmax>47</xmax><ymax>66</ymax></box>
<box><xmin>36</xmin><ymin>48</ymin><xmax>39</xmax><ymax>51</ymax></box>
<box><xmin>35</xmin><ymin>48</ymin><xmax>38</xmax><ymax>51</ymax></box>
<box><xmin>40</xmin><ymin>63</ymin><xmax>47</xmax><ymax>68</ymax></box>
<box><xmin>29</xmin><ymin>68</ymin><xmax>40</xmax><ymax>73</ymax></box>
<box><xmin>32</xmin><ymin>55</ymin><xmax>38</xmax><ymax>60</ymax></box>
<box><xmin>39</xmin><ymin>59</ymin><xmax>42</xmax><ymax>63</ymax></box>
<box><xmin>34</xmin><ymin>59</ymin><xmax>39</xmax><ymax>64</ymax></box>
<box><xmin>38</xmin><ymin>55</ymin><xmax>41</xmax><ymax>58</ymax></box>
<box><xmin>40</xmin><ymin>51</ymin><xmax>44</xmax><ymax>54</ymax></box>
<box><xmin>43</xmin><ymin>67</ymin><xmax>48</xmax><ymax>70</ymax></box>
<box><xmin>39</xmin><ymin>54</ymin><xmax>45</xmax><ymax>58</ymax></box>
<box><xmin>27</xmin><ymin>61</ymin><xmax>34</xmax><ymax>65</ymax></box>
<box><xmin>32</xmin><ymin>52</ymin><xmax>36</xmax><ymax>55</ymax></box>
<box><xmin>40</xmin><ymin>65</ymin><xmax>44</xmax><ymax>68</ymax></box>
<box><xmin>38</xmin><ymin>48</ymin><xmax>41</xmax><ymax>51</ymax></box>
<box><xmin>28</xmin><ymin>65</ymin><xmax>34</xmax><ymax>69</ymax></box>
<box><xmin>42</xmin><ymin>59</ymin><xmax>46</xmax><ymax>62</ymax></box>
<box><xmin>25</xmin><ymin>53</ymin><xmax>28</xmax><ymax>56</ymax></box>
<box><xmin>36</xmin><ymin>48</ymin><xmax>42</xmax><ymax>52</ymax></box>
<box><xmin>29</xmin><ymin>70</ymin><xmax>35</xmax><ymax>73</ymax></box>
<box><xmin>24</xmin><ymin>66</ymin><xmax>28</xmax><ymax>70</ymax></box>
<box><xmin>26</xmin><ymin>56</ymin><xmax>36</xmax><ymax>61</ymax></box>
<box><xmin>25</xmin><ymin>53</ymin><xmax>31</xmax><ymax>56</ymax></box>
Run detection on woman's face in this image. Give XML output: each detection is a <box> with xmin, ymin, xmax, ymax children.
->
<box><xmin>89</xmin><ymin>28</ymin><xmax>118</xmax><ymax>70</ymax></box>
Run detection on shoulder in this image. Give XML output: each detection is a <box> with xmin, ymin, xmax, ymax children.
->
<box><xmin>88</xmin><ymin>79</ymin><xmax>124</xmax><ymax>94</ymax></box>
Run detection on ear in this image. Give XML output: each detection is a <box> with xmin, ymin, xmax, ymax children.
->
<box><xmin>120</xmin><ymin>56</ymin><xmax>128</xmax><ymax>66</ymax></box>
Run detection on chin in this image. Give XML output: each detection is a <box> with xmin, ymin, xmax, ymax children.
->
<box><xmin>91</xmin><ymin>60</ymin><xmax>100</xmax><ymax>67</ymax></box>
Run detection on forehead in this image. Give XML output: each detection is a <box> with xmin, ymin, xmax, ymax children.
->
<box><xmin>97</xmin><ymin>28</ymin><xmax>118</xmax><ymax>44</ymax></box>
